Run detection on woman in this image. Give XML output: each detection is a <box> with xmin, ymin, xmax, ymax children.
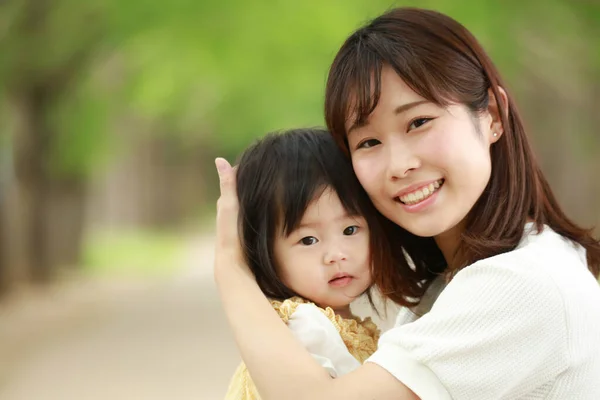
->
<box><xmin>214</xmin><ymin>7</ymin><xmax>600</xmax><ymax>399</ymax></box>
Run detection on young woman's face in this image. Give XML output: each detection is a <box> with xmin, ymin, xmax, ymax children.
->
<box><xmin>273</xmin><ymin>188</ymin><xmax>372</xmax><ymax>312</ymax></box>
<box><xmin>346</xmin><ymin>66</ymin><xmax>499</xmax><ymax>239</ymax></box>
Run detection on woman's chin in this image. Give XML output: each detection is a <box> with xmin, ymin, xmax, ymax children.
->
<box><xmin>392</xmin><ymin>216</ymin><xmax>453</xmax><ymax>238</ymax></box>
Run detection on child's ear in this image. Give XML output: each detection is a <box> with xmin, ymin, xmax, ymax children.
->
<box><xmin>486</xmin><ymin>86</ymin><xmax>509</xmax><ymax>143</ymax></box>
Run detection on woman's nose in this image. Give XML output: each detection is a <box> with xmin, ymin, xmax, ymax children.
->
<box><xmin>386</xmin><ymin>138</ymin><xmax>420</xmax><ymax>180</ymax></box>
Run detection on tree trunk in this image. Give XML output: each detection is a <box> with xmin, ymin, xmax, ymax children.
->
<box><xmin>11</xmin><ymin>87</ymin><xmax>53</xmax><ymax>283</ymax></box>
<box><xmin>0</xmin><ymin>163</ymin><xmax>30</xmax><ymax>293</ymax></box>
<box><xmin>46</xmin><ymin>177</ymin><xmax>87</xmax><ymax>270</ymax></box>
<box><xmin>0</xmin><ymin>186</ymin><xmax>8</xmax><ymax>295</ymax></box>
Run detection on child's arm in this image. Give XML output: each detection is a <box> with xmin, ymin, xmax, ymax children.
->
<box><xmin>287</xmin><ymin>303</ymin><xmax>360</xmax><ymax>377</ymax></box>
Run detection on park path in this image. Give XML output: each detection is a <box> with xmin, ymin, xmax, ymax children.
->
<box><xmin>0</xmin><ymin>232</ymin><xmax>240</xmax><ymax>400</ymax></box>
<box><xmin>0</xmin><ymin>232</ymin><xmax>396</xmax><ymax>400</ymax></box>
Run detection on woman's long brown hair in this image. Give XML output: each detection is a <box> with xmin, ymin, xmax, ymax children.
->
<box><xmin>324</xmin><ymin>7</ymin><xmax>600</xmax><ymax>307</ymax></box>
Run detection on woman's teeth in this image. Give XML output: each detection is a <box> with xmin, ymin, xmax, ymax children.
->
<box><xmin>398</xmin><ymin>179</ymin><xmax>444</xmax><ymax>205</ymax></box>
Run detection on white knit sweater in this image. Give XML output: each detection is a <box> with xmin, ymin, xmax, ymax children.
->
<box><xmin>368</xmin><ymin>224</ymin><xmax>600</xmax><ymax>399</ymax></box>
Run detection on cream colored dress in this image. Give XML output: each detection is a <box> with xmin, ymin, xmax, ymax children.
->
<box><xmin>224</xmin><ymin>296</ymin><xmax>380</xmax><ymax>400</ymax></box>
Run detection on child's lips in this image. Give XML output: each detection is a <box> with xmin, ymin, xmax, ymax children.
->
<box><xmin>328</xmin><ymin>274</ymin><xmax>353</xmax><ymax>287</ymax></box>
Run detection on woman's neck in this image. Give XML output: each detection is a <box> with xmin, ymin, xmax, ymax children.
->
<box><xmin>434</xmin><ymin>220</ymin><xmax>466</xmax><ymax>269</ymax></box>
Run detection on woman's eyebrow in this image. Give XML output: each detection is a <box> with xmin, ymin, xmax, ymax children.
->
<box><xmin>347</xmin><ymin>100</ymin><xmax>430</xmax><ymax>135</ymax></box>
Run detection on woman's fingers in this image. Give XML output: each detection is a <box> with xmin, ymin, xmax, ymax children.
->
<box><xmin>215</xmin><ymin>157</ymin><xmax>236</xmax><ymax>199</ymax></box>
<box><xmin>214</xmin><ymin>157</ymin><xmax>240</xmax><ymax>250</ymax></box>
<box><xmin>215</xmin><ymin>157</ymin><xmax>238</xmax><ymax>216</ymax></box>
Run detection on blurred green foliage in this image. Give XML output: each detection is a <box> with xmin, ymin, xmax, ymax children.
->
<box><xmin>0</xmin><ymin>0</ymin><xmax>598</xmax><ymax>281</ymax></box>
<box><xmin>1</xmin><ymin>0</ymin><xmax>598</xmax><ymax>175</ymax></box>
<box><xmin>82</xmin><ymin>230</ymin><xmax>185</xmax><ymax>277</ymax></box>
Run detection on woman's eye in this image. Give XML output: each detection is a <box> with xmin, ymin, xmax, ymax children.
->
<box><xmin>356</xmin><ymin>139</ymin><xmax>381</xmax><ymax>149</ymax></box>
<box><xmin>300</xmin><ymin>236</ymin><xmax>318</xmax><ymax>245</ymax></box>
<box><xmin>408</xmin><ymin>117</ymin><xmax>432</xmax><ymax>130</ymax></box>
<box><xmin>343</xmin><ymin>226</ymin><xmax>359</xmax><ymax>236</ymax></box>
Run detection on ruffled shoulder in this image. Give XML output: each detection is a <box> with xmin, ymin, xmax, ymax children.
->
<box><xmin>270</xmin><ymin>297</ymin><xmax>380</xmax><ymax>363</ymax></box>
<box><xmin>324</xmin><ymin>308</ymin><xmax>380</xmax><ymax>363</ymax></box>
<box><xmin>270</xmin><ymin>296</ymin><xmax>310</xmax><ymax>323</ymax></box>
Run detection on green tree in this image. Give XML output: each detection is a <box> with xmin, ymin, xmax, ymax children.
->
<box><xmin>0</xmin><ymin>0</ymin><xmax>107</xmax><ymax>283</ymax></box>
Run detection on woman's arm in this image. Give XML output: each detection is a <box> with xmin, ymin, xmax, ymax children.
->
<box><xmin>213</xmin><ymin>158</ymin><xmax>418</xmax><ymax>400</ymax></box>
<box><xmin>216</xmin><ymin>258</ymin><xmax>416</xmax><ymax>400</ymax></box>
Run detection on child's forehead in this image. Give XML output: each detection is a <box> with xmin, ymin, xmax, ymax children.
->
<box><xmin>297</xmin><ymin>190</ymin><xmax>362</xmax><ymax>225</ymax></box>
<box><xmin>302</xmin><ymin>187</ymin><xmax>342</xmax><ymax>212</ymax></box>
<box><xmin>276</xmin><ymin>180</ymin><xmax>366</xmax><ymax>237</ymax></box>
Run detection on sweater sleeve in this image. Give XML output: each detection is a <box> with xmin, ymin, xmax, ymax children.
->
<box><xmin>367</xmin><ymin>261</ymin><xmax>569</xmax><ymax>400</ymax></box>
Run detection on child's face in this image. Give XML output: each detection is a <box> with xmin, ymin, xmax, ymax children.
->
<box><xmin>273</xmin><ymin>188</ymin><xmax>372</xmax><ymax>311</ymax></box>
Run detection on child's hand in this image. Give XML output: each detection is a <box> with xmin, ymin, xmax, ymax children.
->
<box><xmin>214</xmin><ymin>158</ymin><xmax>248</xmax><ymax>276</ymax></box>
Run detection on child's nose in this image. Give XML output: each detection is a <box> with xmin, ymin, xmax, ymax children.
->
<box><xmin>324</xmin><ymin>248</ymin><xmax>348</xmax><ymax>265</ymax></box>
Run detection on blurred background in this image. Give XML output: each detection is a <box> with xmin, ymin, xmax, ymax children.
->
<box><xmin>0</xmin><ymin>0</ymin><xmax>598</xmax><ymax>399</ymax></box>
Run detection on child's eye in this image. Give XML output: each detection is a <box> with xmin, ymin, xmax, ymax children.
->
<box><xmin>408</xmin><ymin>117</ymin><xmax>433</xmax><ymax>130</ymax></box>
<box><xmin>356</xmin><ymin>139</ymin><xmax>381</xmax><ymax>150</ymax></box>
<box><xmin>300</xmin><ymin>236</ymin><xmax>318</xmax><ymax>245</ymax></box>
<box><xmin>343</xmin><ymin>226</ymin><xmax>359</xmax><ymax>236</ymax></box>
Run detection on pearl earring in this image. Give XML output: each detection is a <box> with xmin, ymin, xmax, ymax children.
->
<box><xmin>493</xmin><ymin>132</ymin><xmax>498</xmax><ymax>137</ymax></box>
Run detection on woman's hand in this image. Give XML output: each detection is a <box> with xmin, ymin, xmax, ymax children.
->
<box><xmin>212</xmin><ymin>162</ymin><xmax>414</xmax><ymax>400</ymax></box>
<box><xmin>214</xmin><ymin>157</ymin><xmax>249</xmax><ymax>279</ymax></box>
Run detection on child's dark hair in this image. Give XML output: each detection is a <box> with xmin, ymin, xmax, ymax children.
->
<box><xmin>236</xmin><ymin>128</ymin><xmax>387</xmax><ymax>301</ymax></box>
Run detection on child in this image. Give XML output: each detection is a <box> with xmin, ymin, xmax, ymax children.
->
<box><xmin>224</xmin><ymin>128</ymin><xmax>383</xmax><ymax>399</ymax></box>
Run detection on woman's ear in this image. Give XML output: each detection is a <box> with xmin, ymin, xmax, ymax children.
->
<box><xmin>486</xmin><ymin>86</ymin><xmax>509</xmax><ymax>143</ymax></box>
